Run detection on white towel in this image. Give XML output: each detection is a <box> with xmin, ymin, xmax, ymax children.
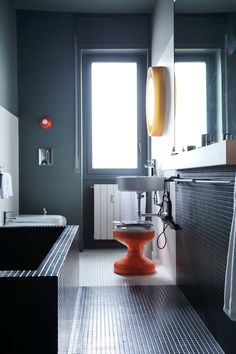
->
<box><xmin>224</xmin><ymin>174</ymin><xmax>236</xmax><ymax>320</ymax></box>
<box><xmin>0</xmin><ymin>172</ymin><xmax>13</xmax><ymax>199</ymax></box>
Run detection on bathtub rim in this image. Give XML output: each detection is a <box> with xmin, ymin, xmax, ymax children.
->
<box><xmin>0</xmin><ymin>225</ymin><xmax>79</xmax><ymax>278</ymax></box>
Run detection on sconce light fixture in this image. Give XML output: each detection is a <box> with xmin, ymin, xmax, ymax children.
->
<box><xmin>146</xmin><ymin>66</ymin><xmax>166</xmax><ymax>136</ymax></box>
<box><xmin>40</xmin><ymin>116</ymin><xmax>53</xmax><ymax>129</ymax></box>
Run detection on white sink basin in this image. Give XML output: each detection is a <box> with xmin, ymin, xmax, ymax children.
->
<box><xmin>116</xmin><ymin>176</ymin><xmax>165</xmax><ymax>193</ymax></box>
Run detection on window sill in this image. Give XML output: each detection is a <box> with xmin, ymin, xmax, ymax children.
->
<box><xmin>162</xmin><ymin>140</ymin><xmax>236</xmax><ymax>170</ymax></box>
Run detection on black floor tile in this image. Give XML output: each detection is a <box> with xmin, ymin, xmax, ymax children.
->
<box><xmin>70</xmin><ymin>286</ymin><xmax>224</xmax><ymax>354</ymax></box>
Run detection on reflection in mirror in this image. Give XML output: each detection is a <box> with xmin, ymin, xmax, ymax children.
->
<box><xmin>174</xmin><ymin>0</ymin><xmax>236</xmax><ymax>152</ymax></box>
<box><xmin>175</xmin><ymin>58</ymin><xmax>207</xmax><ymax>150</ymax></box>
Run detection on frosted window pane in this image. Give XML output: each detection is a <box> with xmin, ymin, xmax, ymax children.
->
<box><xmin>175</xmin><ymin>62</ymin><xmax>207</xmax><ymax>151</ymax></box>
<box><xmin>91</xmin><ymin>62</ymin><xmax>137</xmax><ymax>169</ymax></box>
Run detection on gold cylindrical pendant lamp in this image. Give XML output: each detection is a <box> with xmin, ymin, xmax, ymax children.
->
<box><xmin>146</xmin><ymin>66</ymin><xmax>166</xmax><ymax>136</ymax></box>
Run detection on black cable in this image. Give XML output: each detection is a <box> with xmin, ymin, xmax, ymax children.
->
<box><xmin>157</xmin><ymin>224</ymin><xmax>168</xmax><ymax>249</ymax></box>
<box><xmin>153</xmin><ymin>179</ymin><xmax>180</xmax><ymax>249</ymax></box>
<box><xmin>153</xmin><ymin>191</ymin><xmax>158</xmax><ymax>205</ymax></box>
<box><xmin>156</xmin><ymin>179</ymin><xmax>176</xmax><ymax>249</ymax></box>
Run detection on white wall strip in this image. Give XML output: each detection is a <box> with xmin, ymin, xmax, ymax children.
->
<box><xmin>0</xmin><ymin>105</ymin><xmax>19</xmax><ymax>225</ymax></box>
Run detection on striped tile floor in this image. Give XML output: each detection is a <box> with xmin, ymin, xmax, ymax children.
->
<box><xmin>69</xmin><ymin>286</ymin><xmax>224</xmax><ymax>354</ymax></box>
<box><xmin>68</xmin><ymin>250</ymin><xmax>225</xmax><ymax>354</ymax></box>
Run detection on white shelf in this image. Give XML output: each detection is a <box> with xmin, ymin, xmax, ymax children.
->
<box><xmin>162</xmin><ymin>140</ymin><xmax>236</xmax><ymax>170</ymax></box>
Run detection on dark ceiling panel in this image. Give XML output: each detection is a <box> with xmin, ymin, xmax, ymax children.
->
<box><xmin>175</xmin><ymin>0</ymin><xmax>236</xmax><ymax>14</ymax></box>
<box><xmin>14</xmin><ymin>0</ymin><xmax>236</xmax><ymax>15</ymax></box>
<box><xmin>14</xmin><ymin>0</ymin><xmax>157</xmax><ymax>13</ymax></box>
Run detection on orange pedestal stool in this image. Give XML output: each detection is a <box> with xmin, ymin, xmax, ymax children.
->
<box><xmin>113</xmin><ymin>225</ymin><xmax>156</xmax><ymax>276</ymax></box>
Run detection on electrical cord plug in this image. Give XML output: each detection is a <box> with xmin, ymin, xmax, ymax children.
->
<box><xmin>160</xmin><ymin>211</ymin><xmax>181</xmax><ymax>230</ymax></box>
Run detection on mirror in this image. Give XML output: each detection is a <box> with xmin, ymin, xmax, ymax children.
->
<box><xmin>174</xmin><ymin>0</ymin><xmax>236</xmax><ymax>152</ymax></box>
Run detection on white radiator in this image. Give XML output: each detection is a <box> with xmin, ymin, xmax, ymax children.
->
<box><xmin>93</xmin><ymin>184</ymin><xmax>145</xmax><ymax>240</ymax></box>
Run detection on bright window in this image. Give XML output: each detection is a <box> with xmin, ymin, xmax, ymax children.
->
<box><xmin>91</xmin><ymin>62</ymin><xmax>137</xmax><ymax>169</ymax></box>
<box><xmin>175</xmin><ymin>61</ymin><xmax>207</xmax><ymax>151</ymax></box>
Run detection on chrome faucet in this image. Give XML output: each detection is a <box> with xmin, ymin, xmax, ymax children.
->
<box><xmin>145</xmin><ymin>159</ymin><xmax>158</xmax><ymax>176</ymax></box>
<box><xmin>43</xmin><ymin>208</ymin><xmax>47</xmax><ymax>215</ymax></box>
<box><xmin>3</xmin><ymin>211</ymin><xmax>16</xmax><ymax>225</ymax></box>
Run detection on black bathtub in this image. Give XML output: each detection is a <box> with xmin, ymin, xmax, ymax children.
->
<box><xmin>0</xmin><ymin>225</ymin><xmax>79</xmax><ymax>354</ymax></box>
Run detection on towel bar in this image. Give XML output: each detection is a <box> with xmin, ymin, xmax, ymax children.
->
<box><xmin>172</xmin><ymin>178</ymin><xmax>234</xmax><ymax>185</ymax></box>
<box><xmin>195</xmin><ymin>179</ymin><xmax>233</xmax><ymax>185</ymax></box>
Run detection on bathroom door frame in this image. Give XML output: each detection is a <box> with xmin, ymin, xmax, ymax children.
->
<box><xmin>80</xmin><ymin>48</ymin><xmax>150</xmax><ymax>249</ymax></box>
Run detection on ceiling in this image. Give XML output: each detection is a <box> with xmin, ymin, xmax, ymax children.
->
<box><xmin>13</xmin><ymin>0</ymin><xmax>157</xmax><ymax>14</ymax></box>
<box><xmin>13</xmin><ymin>0</ymin><xmax>236</xmax><ymax>14</ymax></box>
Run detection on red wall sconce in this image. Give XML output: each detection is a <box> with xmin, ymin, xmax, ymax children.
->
<box><xmin>40</xmin><ymin>116</ymin><xmax>53</xmax><ymax>129</ymax></box>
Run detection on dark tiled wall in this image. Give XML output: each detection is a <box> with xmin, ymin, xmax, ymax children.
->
<box><xmin>176</xmin><ymin>167</ymin><xmax>236</xmax><ymax>354</ymax></box>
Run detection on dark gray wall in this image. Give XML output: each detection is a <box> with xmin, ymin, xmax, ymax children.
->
<box><xmin>0</xmin><ymin>0</ymin><xmax>17</xmax><ymax>115</ymax></box>
<box><xmin>17</xmin><ymin>11</ymin><xmax>150</xmax><ymax>227</ymax></box>
<box><xmin>76</xmin><ymin>15</ymin><xmax>150</xmax><ymax>48</ymax></box>
<box><xmin>17</xmin><ymin>11</ymin><xmax>79</xmax><ymax>223</ymax></box>
<box><xmin>175</xmin><ymin>15</ymin><xmax>225</xmax><ymax>48</ymax></box>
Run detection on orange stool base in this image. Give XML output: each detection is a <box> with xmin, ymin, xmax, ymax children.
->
<box><xmin>113</xmin><ymin>228</ymin><xmax>156</xmax><ymax>276</ymax></box>
<box><xmin>114</xmin><ymin>255</ymin><xmax>156</xmax><ymax>275</ymax></box>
